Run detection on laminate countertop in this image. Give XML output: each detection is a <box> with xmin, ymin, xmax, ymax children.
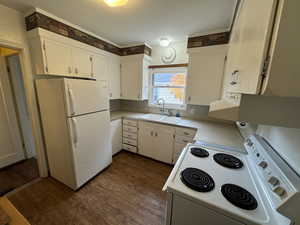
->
<box><xmin>110</xmin><ymin>111</ymin><xmax>245</xmax><ymax>151</ymax></box>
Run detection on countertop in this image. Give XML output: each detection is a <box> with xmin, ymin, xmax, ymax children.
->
<box><xmin>110</xmin><ymin>111</ymin><xmax>245</xmax><ymax>151</ymax></box>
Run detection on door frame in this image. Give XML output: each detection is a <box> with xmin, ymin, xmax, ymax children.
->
<box><xmin>0</xmin><ymin>39</ymin><xmax>48</xmax><ymax>177</ymax></box>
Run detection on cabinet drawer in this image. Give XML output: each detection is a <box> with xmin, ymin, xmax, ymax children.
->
<box><xmin>123</xmin><ymin>132</ymin><xmax>137</xmax><ymax>140</ymax></box>
<box><xmin>123</xmin><ymin>119</ymin><xmax>138</xmax><ymax>127</ymax></box>
<box><xmin>175</xmin><ymin>135</ymin><xmax>193</xmax><ymax>144</ymax></box>
<box><xmin>123</xmin><ymin>125</ymin><xmax>138</xmax><ymax>133</ymax></box>
<box><xmin>175</xmin><ymin>128</ymin><xmax>196</xmax><ymax>138</ymax></box>
<box><xmin>123</xmin><ymin>144</ymin><xmax>137</xmax><ymax>153</ymax></box>
<box><xmin>123</xmin><ymin>138</ymin><xmax>137</xmax><ymax>146</ymax></box>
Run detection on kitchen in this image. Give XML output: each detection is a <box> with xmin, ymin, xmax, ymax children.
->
<box><xmin>0</xmin><ymin>0</ymin><xmax>299</xmax><ymax>225</ymax></box>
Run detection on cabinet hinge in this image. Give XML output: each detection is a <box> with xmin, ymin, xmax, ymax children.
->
<box><xmin>42</xmin><ymin>41</ymin><xmax>46</xmax><ymax>51</ymax></box>
<box><xmin>261</xmin><ymin>56</ymin><xmax>271</xmax><ymax>78</ymax></box>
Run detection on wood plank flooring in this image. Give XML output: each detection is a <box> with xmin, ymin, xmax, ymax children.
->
<box><xmin>9</xmin><ymin>152</ymin><xmax>173</xmax><ymax>225</ymax></box>
<box><xmin>0</xmin><ymin>158</ymin><xmax>39</xmax><ymax>195</ymax></box>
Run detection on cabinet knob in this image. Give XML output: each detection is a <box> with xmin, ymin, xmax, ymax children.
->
<box><xmin>230</xmin><ymin>81</ymin><xmax>237</xmax><ymax>85</ymax></box>
<box><xmin>155</xmin><ymin>132</ymin><xmax>158</xmax><ymax>137</ymax></box>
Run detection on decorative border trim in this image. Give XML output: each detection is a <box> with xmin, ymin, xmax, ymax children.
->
<box><xmin>149</xmin><ymin>63</ymin><xmax>188</xmax><ymax>69</ymax></box>
<box><xmin>25</xmin><ymin>12</ymin><xmax>151</xmax><ymax>56</ymax></box>
<box><xmin>187</xmin><ymin>32</ymin><xmax>230</xmax><ymax>48</ymax></box>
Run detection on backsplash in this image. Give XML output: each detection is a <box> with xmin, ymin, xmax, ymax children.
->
<box><xmin>110</xmin><ymin>99</ymin><xmax>232</xmax><ymax>123</ymax></box>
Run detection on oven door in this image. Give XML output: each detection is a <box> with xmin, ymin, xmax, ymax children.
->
<box><xmin>170</xmin><ymin>195</ymin><xmax>246</xmax><ymax>225</ymax></box>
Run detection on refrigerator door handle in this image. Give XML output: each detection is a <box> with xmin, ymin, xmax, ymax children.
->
<box><xmin>71</xmin><ymin>118</ymin><xmax>78</xmax><ymax>147</ymax></box>
<box><xmin>68</xmin><ymin>88</ymin><xmax>76</xmax><ymax>115</ymax></box>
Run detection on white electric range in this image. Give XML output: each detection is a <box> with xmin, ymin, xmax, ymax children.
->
<box><xmin>163</xmin><ymin>135</ymin><xmax>300</xmax><ymax>225</ymax></box>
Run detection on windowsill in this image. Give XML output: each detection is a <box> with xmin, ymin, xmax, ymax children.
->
<box><xmin>148</xmin><ymin>103</ymin><xmax>187</xmax><ymax>111</ymax></box>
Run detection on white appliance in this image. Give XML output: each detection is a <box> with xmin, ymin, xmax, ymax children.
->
<box><xmin>163</xmin><ymin>135</ymin><xmax>300</xmax><ymax>225</ymax></box>
<box><xmin>36</xmin><ymin>78</ymin><xmax>112</xmax><ymax>190</ymax></box>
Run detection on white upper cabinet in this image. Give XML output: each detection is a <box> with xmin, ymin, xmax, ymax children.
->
<box><xmin>120</xmin><ymin>54</ymin><xmax>151</xmax><ymax>101</ymax></box>
<box><xmin>186</xmin><ymin>45</ymin><xmax>227</xmax><ymax>105</ymax></box>
<box><xmin>224</xmin><ymin>0</ymin><xmax>277</xmax><ymax>95</ymax></box>
<box><xmin>71</xmin><ymin>48</ymin><xmax>93</xmax><ymax>78</ymax></box>
<box><xmin>107</xmin><ymin>55</ymin><xmax>121</xmax><ymax>99</ymax></box>
<box><xmin>93</xmin><ymin>54</ymin><xmax>108</xmax><ymax>81</ymax></box>
<box><xmin>209</xmin><ymin>0</ymin><xmax>300</xmax><ymax>128</ymax></box>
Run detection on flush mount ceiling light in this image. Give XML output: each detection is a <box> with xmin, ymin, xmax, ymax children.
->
<box><xmin>160</xmin><ymin>38</ymin><xmax>171</xmax><ymax>47</ymax></box>
<box><xmin>104</xmin><ymin>0</ymin><xmax>128</xmax><ymax>7</ymax></box>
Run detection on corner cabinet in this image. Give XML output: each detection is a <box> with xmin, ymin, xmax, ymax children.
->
<box><xmin>120</xmin><ymin>54</ymin><xmax>151</xmax><ymax>100</ymax></box>
<box><xmin>138</xmin><ymin>121</ymin><xmax>175</xmax><ymax>164</ymax></box>
<box><xmin>185</xmin><ymin>45</ymin><xmax>227</xmax><ymax>105</ymax></box>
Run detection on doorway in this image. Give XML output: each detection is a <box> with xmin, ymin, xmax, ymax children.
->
<box><xmin>0</xmin><ymin>46</ymin><xmax>39</xmax><ymax>195</ymax></box>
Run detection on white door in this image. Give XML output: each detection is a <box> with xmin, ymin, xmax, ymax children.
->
<box><xmin>138</xmin><ymin>123</ymin><xmax>155</xmax><ymax>159</ymax></box>
<box><xmin>110</xmin><ymin>119</ymin><xmax>122</xmax><ymax>155</ymax></box>
<box><xmin>120</xmin><ymin>58</ymin><xmax>141</xmax><ymax>100</ymax></box>
<box><xmin>186</xmin><ymin>45</ymin><xmax>227</xmax><ymax>105</ymax></box>
<box><xmin>43</xmin><ymin>38</ymin><xmax>72</xmax><ymax>76</ymax></box>
<box><xmin>154</xmin><ymin>126</ymin><xmax>174</xmax><ymax>164</ymax></box>
<box><xmin>108</xmin><ymin>56</ymin><xmax>121</xmax><ymax>99</ymax></box>
<box><xmin>0</xmin><ymin>57</ymin><xmax>25</xmax><ymax>168</ymax></box>
<box><xmin>228</xmin><ymin>0</ymin><xmax>277</xmax><ymax>94</ymax></box>
<box><xmin>72</xmin><ymin>47</ymin><xmax>93</xmax><ymax>78</ymax></box>
<box><xmin>64</xmin><ymin>79</ymin><xmax>109</xmax><ymax>116</ymax></box>
<box><xmin>68</xmin><ymin>111</ymin><xmax>112</xmax><ymax>188</ymax></box>
<box><xmin>93</xmin><ymin>54</ymin><xmax>108</xmax><ymax>82</ymax></box>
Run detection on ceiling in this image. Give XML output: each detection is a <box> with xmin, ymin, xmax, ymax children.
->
<box><xmin>0</xmin><ymin>0</ymin><xmax>237</xmax><ymax>47</ymax></box>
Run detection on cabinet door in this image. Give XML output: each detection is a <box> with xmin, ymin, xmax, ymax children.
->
<box><xmin>154</xmin><ymin>126</ymin><xmax>174</xmax><ymax>164</ymax></box>
<box><xmin>138</xmin><ymin>123</ymin><xmax>155</xmax><ymax>158</ymax></box>
<box><xmin>225</xmin><ymin>0</ymin><xmax>277</xmax><ymax>94</ymax></box>
<box><xmin>173</xmin><ymin>143</ymin><xmax>187</xmax><ymax>164</ymax></box>
<box><xmin>108</xmin><ymin>57</ymin><xmax>121</xmax><ymax>99</ymax></box>
<box><xmin>43</xmin><ymin>39</ymin><xmax>72</xmax><ymax>76</ymax></box>
<box><xmin>110</xmin><ymin>119</ymin><xmax>122</xmax><ymax>155</ymax></box>
<box><xmin>93</xmin><ymin>54</ymin><xmax>108</xmax><ymax>81</ymax></box>
<box><xmin>120</xmin><ymin>59</ymin><xmax>141</xmax><ymax>100</ymax></box>
<box><xmin>186</xmin><ymin>45</ymin><xmax>227</xmax><ymax>105</ymax></box>
<box><xmin>72</xmin><ymin>47</ymin><xmax>93</xmax><ymax>78</ymax></box>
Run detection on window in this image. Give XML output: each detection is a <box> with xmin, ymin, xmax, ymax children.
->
<box><xmin>149</xmin><ymin>68</ymin><xmax>187</xmax><ymax>109</ymax></box>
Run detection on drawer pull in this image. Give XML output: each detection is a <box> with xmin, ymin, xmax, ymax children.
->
<box><xmin>184</xmin><ymin>132</ymin><xmax>190</xmax><ymax>135</ymax></box>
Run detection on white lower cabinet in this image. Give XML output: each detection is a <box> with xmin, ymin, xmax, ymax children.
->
<box><xmin>110</xmin><ymin>119</ymin><xmax>122</xmax><ymax>155</ymax></box>
<box><xmin>138</xmin><ymin>121</ymin><xmax>175</xmax><ymax>164</ymax></box>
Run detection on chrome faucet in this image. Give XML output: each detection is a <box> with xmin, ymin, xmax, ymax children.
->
<box><xmin>157</xmin><ymin>98</ymin><xmax>165</xmax><ymax>114</ymax></box>
<box><xmin>157</xmin><ymin>98</ymin><xmax>172</xmax><ymax>116</ymax></box>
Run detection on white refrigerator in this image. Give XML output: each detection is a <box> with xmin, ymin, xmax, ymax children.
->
<box><xmin>36</xmin><ymin>78</ymin><xmax>112</xmax><ymax>190</ymax></box>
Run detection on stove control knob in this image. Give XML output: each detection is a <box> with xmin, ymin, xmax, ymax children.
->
<box><xmin>273</xmin><ymin>186</ymin><xmax>286</xmax><ymax>197</ymax></box>
<box><xmin>258</xmin><ymin>161</ymin><xmax>268</xmax><ymax>169</ymax></box>
<box><xmin>268</xmin><ymin>176</ymin><xmax>280</xmax><ymax>187</ymax></box>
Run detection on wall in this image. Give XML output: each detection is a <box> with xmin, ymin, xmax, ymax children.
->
<box><xmin>0</xmin><ymin>4</ymin><xmax>47</xmax><ymax>176</ymax></box>
<box><xmin>257</xmin><ymin>126</ymin><xmax>300</xmax><ymax>175</ymax></box>
<box><xmin>150</xmin><ymin>41</ymin><xmax>189</xmax><ymax>65</ymax></box>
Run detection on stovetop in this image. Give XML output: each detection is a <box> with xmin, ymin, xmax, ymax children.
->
<box><xmin>164</xmin><ymin>143</ymin><xmax>270</xmax><ymax>225</ymax></box>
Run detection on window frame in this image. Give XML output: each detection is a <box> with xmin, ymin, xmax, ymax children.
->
<box><xmin>149</xmin><ymin>67</ymin><xmax>187</xmax><ymax>110</ymax></box>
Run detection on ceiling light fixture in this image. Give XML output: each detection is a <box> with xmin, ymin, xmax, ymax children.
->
<box><xmin>160</xmin><ymin>38</ymin><xmax>171</xmax><ymax>47</ymax></box>
<box><xmin>104</xmin><ymin>0</ymin><xmax>128</xmax><ymax>7</ymax></box>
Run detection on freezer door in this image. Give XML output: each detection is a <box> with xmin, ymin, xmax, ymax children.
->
<box><xmin>65</xmin><ymin>79</ymin><xmax>109</xmax><ymax>117</ymax></box>
<box><xmin>68</xmin><ymin>110</ymin><xmax>112</xmax><ymax>189</ymax></box>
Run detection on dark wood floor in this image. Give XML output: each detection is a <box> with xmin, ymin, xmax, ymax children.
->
<box><xmin>9</xmin><ymin>151</ymin><xmax>173</xmax><ymax>225</ymax></box>
<box><xmin>0</xmin><ymin>158</ymin><xmax>39</xmax><ymax>195</ymax></box>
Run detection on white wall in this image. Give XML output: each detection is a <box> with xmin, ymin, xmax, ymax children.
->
<box><xmin>257</xmin><ymin>126</ymin><xmax>300</xmax><ymax>175</ymax></box>
<box><xmin>0</xmin><ymin>4</ymin><xmax>47</xmax><ymax>176</ymax></box>
<box><xmin>150</xmin><ymin>41</ymin><xmax>189</xmax><ymax>65</ymax></box>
